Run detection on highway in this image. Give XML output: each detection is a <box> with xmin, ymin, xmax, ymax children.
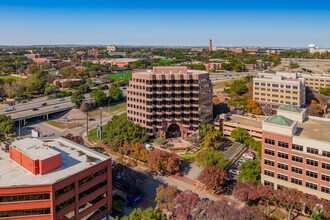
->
<box><xmin>1</xmin><ymin>88</ymin><xmax>125</xmax><ymax>121</ymax></box>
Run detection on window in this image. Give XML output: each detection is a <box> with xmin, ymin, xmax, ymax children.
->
<box><xmin>322</xmin><ymin>163</ymin><xmax>330</xmax><ymax>170</ymax></box>
<box><xmin>255</xmin><ymin>92</ymin><xmax>259</xmax><ymax>95</ymax></box>
<box><xmin>293</xmin><ymin>91</ymin><xmax>298</xmax><ymax>94</ymax></box>
<box><xmin>286</xmin><ymin>85</ymin><xmax>291</xmax><ymax>89</ymax></box>
<box><xmin>292</xmin><ymin>144</ymin><xmax>303</xmax><ymax>151</ymax></box>
<box><xmin>278</xmin><ymin>152</ymin><xmax>288</xmax><ymax>159</ymax></box>
<box><xmin>0</xmin><ymin>194</ymin><xmax>50</xmax><ymax>203</ymax></box>
<box><xmin>306</xmin><ymin>182</ymin><xmax>318</xmax><ymax>190</ymax></box>
<box><xmin>321</xmin><ymin>186</ymin><xmax>330</xmax><ymax>194</ymax></box>
<box><xmin>306</xmin><ymin>159</ymin><xmax>318</xmax><ymax>167</ymax></box>
<box><xmin>307</xmin><ymin>147</ymin><xmax>319</xmax><ymax>155</ymax></box>
<box><xmin>291</xmin><ymin>166</ymin><xmax>303</xmax><ymax>174</ymax></box>
<box><xmin>264</xmin><ymin>181</ymin><xmax>274</xmax><ymax>188</ymax></box>
<box><xmin>291</xmin><ymin>177</ymin><xmax>302</xmax><ymax>185</ymax></box>
<box><xmin>265</xmin><ymin>149</ymin><xmax>275</xmax><ymax>156</ymax></box>
<box><xmin>322</xmin><ymin>174</ymin><xmax>330</xmax><ymax>182</ymax></box>
<box><xmin>306</xmin><ymin>170</ymin><xmax>318</xmax><ymax>179</ymax></box>
<box><xmin>265</xmin><ymin>159</ymin><xmax>274</xmax><ymax>166</ymax></box>
<box><xmin>278</xmin><ymin>163</ymin><xmax>288</xmax><ymax>170</ymax></box>
<box><xmin>277</xmin><ymin>174</ymin><xmax>288</xmax><ymax>181</ymax></box>
<box><xmin>265</xmin><ymin>138</ymin><xmax>275</xmax><ymax>145</ymax></box>
<box><xmin>264</xmin><ymin>170</ymin><xmax>274</xmax><ymax>177</ymax></box>
<box><xmin>78</xmin><ymin>168</ymin><xmax>107</xmax><ymax>186</ymax></box>
<box><xmin>79</xmin><ymin>180</ymin><xmax>107</xmax><ymax>200</ymax></box>
<box><xmin>293</xmin><ymin>86</ymin><xmax>298</xmax><ymax>89</ymax></box>
<box><xmin>278</xmin><ymin>141</ymin><xmax>288</xmax><ymax>148</ymax></box>
<box><xmin>0</xmin><ymin>208</ymin><xmax>51</xmax><ymax>218</ymax></box>
<box><xmin>292</xmin><ymin>155</ymin><xmax>303</xmax><ymax>163</ymax></box>
<box><xmin>272</xmin><ymin>84</ymin><xmax>279</xmax><ymax>88</ymax></box>
<box><xmin>322</xmin><ymin>151</ymin><xmax>330</xmax><ymax>158</ymax></box>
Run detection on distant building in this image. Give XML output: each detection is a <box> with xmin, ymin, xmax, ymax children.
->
<box><xmin>209</xmin><ymin>39</ymin><xmax>212</xmax><ymax>51</ymax></box>
<box><xmin>308</xmin><ymin>43</ymin><xmax>330</xmax><ymax>54</ymax></box>
<box><xmin>0</xmin><ymin>137</ymin><xmax>112</xmax><ymax>219</ymax></box>
<box><xmin>127</xmin><ymin>66</ymin><xmax>213</xmax><ymax>138</ymax></box>
<box><xmin>204</xmin><ymin>63</ymin><xmax>222</xmax><ymax>71</ymax></box>
<box><xmin>228</xmin><ymin>48</ymin><xmax>245</xmax><ymax>53</ymax></box>
<box><xmin>107</xmin><ymin>45</ymin><xmax>117</xmax><ymax>52</ymax></box>
<box><xmin>244</xmin><ymin>48</ymin><xmax>260</xmax><ymax>52</ymax></box>
<box><xmin>191</xmin><ymin>48</ymin><xmax>204</xmax><ymax>52</ymax></box>
<box><xmin>88</xmin><ymin>49</ymin><xmax>99</xmax><ymax>57</ymax></box>
<box><xmin>53</xmin><ymin>78</ymin><xmax>82</xmax><ymax>88</ymax></box>
<box><xmin>110</xmin><ymin>58</ymin><xmax>140</xmax><ymax>68</ymax></box>
<box><xmin>266</xmin><ymin>50</ymin><xmax>284</xmax><ymax>55</ymax></box>
<box><xmin>261</xmin><ymin>105</ymin><xmax>330</xmax><ymax>201</ymax></box>
<box><xmin>253</xmin><ymin>70</ymin><xmax>306</xmax><ymax>113</ymax></box>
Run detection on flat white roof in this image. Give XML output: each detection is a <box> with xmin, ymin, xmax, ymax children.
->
<box><xmin>0</xmin><ymin>137</ymin><xmax>109</xmax><ymax>187</ymax></box>
<box><xmin>10</xmin><ymin>138</ymin><xmax>60</xmax><ymax>161</ymax></box>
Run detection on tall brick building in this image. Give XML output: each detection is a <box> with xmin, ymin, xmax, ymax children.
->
<box><xmin>0</xmin><ymin>137</ymin><xmax>112</xmax><ymax>220</ymax></box>
<box><xmin>261</xmin><ymin>105</ymin><xmax>330</xmax><ymax>201</ymax></box>
<box><xmin>127</xmin><ymin>67</ymin><xmax>213</xmax><ymax>139</ymax></box>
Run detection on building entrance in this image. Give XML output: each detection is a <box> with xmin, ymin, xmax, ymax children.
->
<box><xmin>167</xmin><ymin>124</ymin><xmax>181</xmax><ymax>138</ymax></box>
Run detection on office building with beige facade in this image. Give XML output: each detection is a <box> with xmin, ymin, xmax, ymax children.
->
<box><xmin>253</xmin><ymin>70</ymin><xmax>306</xmax><ymax>113</ymax></box>
<box><xmin>301</xmin><ymin>73</ymin><xmax>330</xmax><ymax>92</ymax></box>
<box><xmin>214</xmin><ymin>113</ymin><xmax>263</xmax><ymax>141</ymax></box>
<box><xmin>127</xmin><ymin>67</ymin><xmax>213</xmax><ymax>139</ymax></box>
<box><xmin>261</xmin><ymin>105</ymin><xmax>330</xmax><ymax>201</ymax></box>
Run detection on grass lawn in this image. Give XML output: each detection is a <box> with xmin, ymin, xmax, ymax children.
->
<box><xmin>45</xmin><ymin>120</ymin><xmax>84</xmax><ymax>129</ymax></box>
<box><xmin>109</xmin><ymin>72</ymin><xmax>132</xmax><ymax>80</ymax></box>
<box><xmin>179</xmin><ymin>155</ymin><xmax>196</xmax><ymax>161</ymax></box>
<box><xmin>88</xmin><ymin>102</ymin><xmax>127</xmax><ymax>119</ymax></box>
<box><xmin>0</xmin><ymin>75</ymin><xmax>21</xmax><ymax>81</ymax></box>
<box><xmin>158</xmin><ymin>60</ymin><xmax>174</xmax><ymax>64</ymax></box>
<box><xmin>213</xmin><ymin>80</ymin><xmax>232</xmax><ymax>90</ymax></box>
<box><xmin>87</xmin><ymin>125</ymin><xmax>108</xmax><ymax>142</ymax></box>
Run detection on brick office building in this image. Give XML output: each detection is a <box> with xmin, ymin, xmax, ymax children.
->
<box><xmin>0</xmin><ymin>137</ymin><xmax>112</xmax><ymax>220</ymax></box>
<box><xmin>261</xmin><ymin>105</ymin><xmax>330</xmax><ymax>201</ymax></box>
<box><xmin>127</xmin><ymin>67</ymin><xmax>213</xmax><ymax>139</ymax></box>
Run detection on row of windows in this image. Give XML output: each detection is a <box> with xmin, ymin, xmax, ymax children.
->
<box><xmin>306</xmin><ymin>170</ymin><xmax>318</xmax><ymax>179</ymax></box>
<box><xmin>145</xmin><ymin>79</ymin><xmax>199</xmax><ymax>85</ymax></box>
<box><xmin>278</xmin><ymin>163</ymin><xmax>288</xmax><ymax>170</ymax></box>
<box><xmin>291</xmin><ymin>177</ymin><xmax>302</xmax><ymax>185</ymax></box>
<box><xmin>146</xmin><ymin>100</ymin><xmax>199</xmax><ymax>106</ymax></box>
<box><xmin>255</xmin><ymin>97</ymin><xmax>298</xmax><ymax>105</ymax></box>
<box><xmin>128</xmin><ymin>91</ymin><xmax>146</xmax><ymax>97</ymax></box>
<box><xmin>305</xmin><ymin>78</ymin><xmax>329</xmax><ymax>82</ymax></box>
<box><xmin>264</xmin><ymin>142</ymin><xmax>326</xmax><ymax>158</ymax></box>
<box><xmin>129</xmin><ymin>117</ymin><xmax>146</xmax><ymax>125</ymax></box>
<box><xmin>128</xmin><ymin>110</ymin><xmax>146</xmax><ymax>118</ymax></box>
<box><xmin>278</xmin><ymin>173</ymin><xmax>288</xmax><ymax>181</ymax></box>
<box><xmin>144</xmin><ymin>86</ymin><xmax>200</xmax><ymax>92</ymax></box>
<box><xmin>146</xmin><ymin>93</ymin><xmax>199</xmax><ymax>99</ymax></box>
<box><xmin>292</xmin><ymin>144</ymin><xmax>303</xmax><ymax>151</ymax></box>
<box><xmin>0</xmin><ymin>208</ymin><xmax>50</xmax><ymax>218</ymax></box>
<box><xmin>254</xmin><ymin>83</ymin><xmax>299</xmax><ymax>89</ymax></box>
<box><xmin>128</xmin><ymin>103</ymin><xmax>146</xmax><ymax>110</ymax></box>
<box><xmin>0</xmin><ymin>193</ymin><xmax>50</xmax><ymax>203</ymax></box>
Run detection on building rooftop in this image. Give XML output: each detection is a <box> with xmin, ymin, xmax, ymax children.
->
<box><xmin>228</xmin><ymin>115</ymin><xmax>263</xmax><ymax>129</ymax></box>
<box><xmin>296</xmin><ymin>117</ymin><xmax>330</xmax><ymax>142</ymax></box>
<box><xmin>0</xmin><ymin>137</ymin><xmax>108</xmax><ymax>187</ymax></box>
<box><xmin>265</xmin><ymin>115</ymin><xmax>294</xmax><ymax>127</ymax></box>
<box><xmin>278</xmin><ymin>105</ymin><xmax>303</xmax><ymax>113</ymax></box>
<box><xmin>11</xmin><ymin>138</ymin><xmax>60</xmax><ymax>161</ymax></box>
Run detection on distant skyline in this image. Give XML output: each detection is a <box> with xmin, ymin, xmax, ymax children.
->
<box><xmin>1</xmin><ymin>0</ymin><xmax>330</xmax><ymax>48</ymax></box>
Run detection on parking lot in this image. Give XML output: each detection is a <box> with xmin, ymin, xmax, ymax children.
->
<box><xmin>215</xmin><ymin>137</ymin><xmax>245</xmax><ymax>162</ymax></box>
<box><xmin>228</xmin><ymin>149</ymin><xmax>256</xmax><ymax>178</ymax></box>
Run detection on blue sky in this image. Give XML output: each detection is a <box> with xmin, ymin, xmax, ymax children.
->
<box><xmin>0</xmin><ymin>0</ymin><xmax>330</xmax><ymax>47</ymax></box>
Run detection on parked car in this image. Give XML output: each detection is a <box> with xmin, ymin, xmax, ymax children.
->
<box><xmin>53</xmin><ymin>105</ymin><xmax>59</xmax><ymax>108</ymax></box>
<box><xmin>58</xmin><ymin>98</ymin><xmax>65</xmax><ymax>101</ymax></box>
<box><xmin>41</xmin><ymin>103</ymin><xmax>47</xmax><ymax>106</ymax></box>
<box><xmin>5</xmin><ymin>107</ymin><xmax>15</xmax><ymax>112</ymax></box>
<box><xmin>233</xmin><ymin>121</ymin><xmax>240</xmax><ymax>124</ymax></box>
<box><xmin>144</xmin><ymin>143</ymin><xmax>153</xmax><ymax>151</ymax></box>
<box><xmin>22</xmin><ymin>101</ymin><xmax>27</xmax><ymax>103</ymax></box>
<box><xmin>16</xmin><ymin>100</ymin><xmax>21</xmax><ymax>104</ymax></box>
<box><xmin>63</xmin><ymin>118</ymin><xmax>70</xmax><ymax>122</ymax></box>
<box><xmin>32</xmin><ymin>108</ymin><xmax>39</xmax><ymax>111</ymax></box>
<box><xmin>229</xmin><ymin>169</ymin><xmax>240</xmax><ymax>175</ymax></box>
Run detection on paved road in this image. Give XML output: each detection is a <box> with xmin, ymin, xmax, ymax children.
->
<box><xmin>210</xmin><ymin>72</ymin><xmax>257</xmax><ymax>84</ymax></box>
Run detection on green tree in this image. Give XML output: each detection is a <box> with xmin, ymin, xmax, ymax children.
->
<box><xmin>120</xmin><ymin>207</ymin><xmax>165</xmax><ymax>220</ymax></box>
<box><xmin>109</xmin><ymin>85</ymin><xmax>123</xmax><ymax>102</ymax></box>
<box><xmin>103</xmin><ymin>114</ymin><xmax>148</xmax><ymax>150</ymax></box>
<box><xmin>44</xmin><ymin>84</ymin><xmax>59</xmax><ymax>95</ymax></box>
<box><xmin>90</xmin><ymin>89</ymin><xmax>107</xmax><ymax>107</ymax></box>
<box><xmin>199</xmin><ymin>124</ymin><xmax>222</xmax><ymax>149</ymax></box>
<box><xmin>237</xmin><ymin>160</ymin><xmax>261</xmax><ymax>184</ymax></box>
<box><xmin>71</xmin><ymin>91</ymin><xmax>84</xmax><ymax>108</ymax></box>
<box><xmin>196</xmin><ymin>148</ymin><xmax>227</xmax><ymax>169</ymax></box>
<box><xmin>320</xmin><ymin>85</ymin><xmax>330</xmax><ymax>96</ymax></box>
<box><xmin>230</xmin><ymin>127</ymin><xmax>250</xmax><ymax>143</ymax></box>
<box><xmin>0</xmin><ymin>115</ymin><xmax>15</xmax><ymax>140</ymax></box>
<box><xmin>223</xmin><ymin>79</ymin><xmax>248</xmax><ymax>95</ymax></box>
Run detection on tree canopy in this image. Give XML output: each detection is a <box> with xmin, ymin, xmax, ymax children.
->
<box><xmin>196</xmin><ymin>148</ymin><xmax>227</xmax><ymax>170</ymax></box>
<box><xmin>237</xmin><ymin>159</ymin><xmax>261</xmax><ymax>184</ymax></box>
<box><xmin>0</xmin><ymin>115</ymin><xmax>15</xmax><ymax>140</ymax></box>
<box><xmin>104</xmin><ymin>113</ymin><xmax>148</xmax><ymax>149</ymax></box>
<box><xmin>109</xmin><ymin>85</ymin><xmax>123</xmax><ymax>102</ymax></box>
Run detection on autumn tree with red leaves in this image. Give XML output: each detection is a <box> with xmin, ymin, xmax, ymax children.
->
<box><xmin>199</xmin><ymin>166</ymin><xmax>228</xmax><ymax>194</ymax></box>
<box><xmin>174</xmin><ymin>190</ymin><xmax>200</xmax><ymax>219</ymax></box>
<box><xmin>148</xmin><ymin>150</ymin><xmax>180</xmax><ymax>174</ymax></box>
<box><xmin>275</xmin><ymin>187</ymin><xmax>306</xmax><ymax>220</ymax></box>
<box><xmin>232</xmin><ymin>181</ymin><xmax>257</xmax><ymax>202</ymax></box>
<box><xmin>155</xmin><ymin>185</ymin><xmax>178</xmax><ymax>214</ymax></box>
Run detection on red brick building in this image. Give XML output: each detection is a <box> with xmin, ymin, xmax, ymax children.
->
<box><xmin>0</xmin><ymin>137</ymin><xmax>112</xmax><ymax>220</ymax></box>
<box><xmin>127</xmin><ymin>67</ymin><xmax>213</xmax><ymax>139</ymax></box>
<box><xmin>261</xmin><ymin>105</ymin><xmax>330</xmax><ymax>201</ymax></box>
<box><xmin>88</xmin><ymin>49</ymin><xmax>99</xmax><ymax>57</ymax></box>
